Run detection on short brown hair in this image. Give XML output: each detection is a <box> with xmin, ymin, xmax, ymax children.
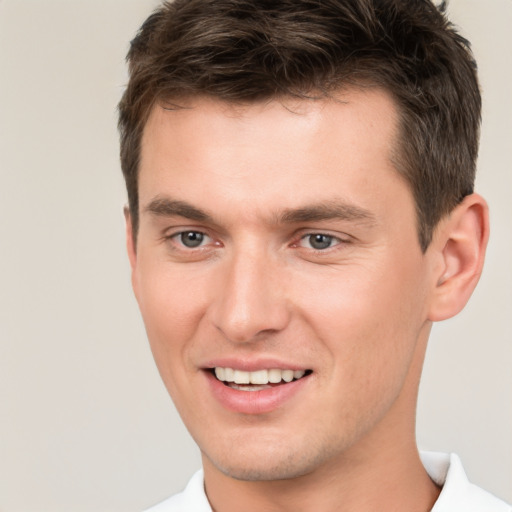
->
<box><xmin>118</xmin><ymin>0</ymin><xmax>481</xmax><ymax>251</ymax></box>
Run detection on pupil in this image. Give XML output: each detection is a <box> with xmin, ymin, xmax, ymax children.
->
<box><xmin>181</xmin><ymin>231</ymin><xmax>204</xmax><ymax>248</ymax></box>
<box><xmin>310</xmin><ymin>234</ymin><xmax>332</xmax><ymax>250</ymax></box>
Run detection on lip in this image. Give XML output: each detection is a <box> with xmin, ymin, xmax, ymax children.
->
<box><xmin>202</xmin><ymin>357</ymin><xmax>308</xmax><ymax>372</ymax></box>
<box><xmin>203</xmin><ymin>367</ymin><xmax>311</xmax><ymax>415</ymax></box>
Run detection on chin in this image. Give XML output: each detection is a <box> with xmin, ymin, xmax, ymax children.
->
<box><xmin>204</xmin><ymin>441</ymin><xmax>334</xmax><ymax>482</ymax></box>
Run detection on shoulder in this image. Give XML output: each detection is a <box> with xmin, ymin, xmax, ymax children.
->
<box><xmin>421</xmin><ymin>451</ymin><xmax>511</xmax><ymax>512</ymax></box>
<box><xmin>143</xmin><ymin>470</ymin><xmax>212</xmax><ymax>512</ymax></box>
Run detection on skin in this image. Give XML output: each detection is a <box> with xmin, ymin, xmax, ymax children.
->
<box><xmin>127</xmin><ymin>90</ymin><xmax>488</xmax><ymax>512</ymax></box>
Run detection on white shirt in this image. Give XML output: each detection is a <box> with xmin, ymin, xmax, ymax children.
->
<box><xmin>144</xmin><ymin>452</ymin><xmax>511</xmax><ymax>511</ymax></box>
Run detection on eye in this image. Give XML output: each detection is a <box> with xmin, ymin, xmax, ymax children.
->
<box><xmin>174</xmin><ymin>231</ymin><xmax>211</xmax><ymax>248</ymax></box>
<box><xmin>300</xmin><ymin>233</ymin><xmax>339</xmax><ymax>250</ymax></box>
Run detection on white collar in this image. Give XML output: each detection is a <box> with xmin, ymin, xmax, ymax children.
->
<box><xmin>145</xmin><ymin>451</ymin><xmax>510</xmax><ymax>511</ymax></box>
<box><xmin>421</xmin><ymin>451</ymin><xmax>510</xmax><ymax>511</ymax></box>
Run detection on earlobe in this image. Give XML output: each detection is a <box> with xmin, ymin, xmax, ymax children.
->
<box><xmin>427</xmin><ymin>194</ymin><xmax>489</xmax><ymax>322</ymax></box>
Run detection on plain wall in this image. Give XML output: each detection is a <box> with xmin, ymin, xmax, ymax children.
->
<box><xmin>0</xmin><ymin>1</ymin><xmax>510</xmax><ymax>510</ymax></box>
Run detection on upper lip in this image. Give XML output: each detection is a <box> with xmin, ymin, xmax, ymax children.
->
<box><xmin>201</xmin><ymin>357</ymin><xmax>310</xmax><ymax>372</ymax></box>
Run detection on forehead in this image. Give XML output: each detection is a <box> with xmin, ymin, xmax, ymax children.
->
<box><xmin>141</xmin><ymin>89</ymin><xmax>399</xmax><ymax>156</ymax></box>
<box><xmin>138</xmin><ymin>89</ymin><xmax>410</xmax><ymax>224</ymax></box>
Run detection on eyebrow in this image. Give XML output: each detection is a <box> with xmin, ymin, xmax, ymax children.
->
<box><xmin>278</xmin><ymin>201</ymin><xmax>376</xmax><ymax>225</ymax></box>
<box><xmin>144</xmin><ymin>197</ymin><xmax>213</xmax><ymax>222</ymax></box>
<box><xmin>143</xmin><ymin>196</ymin><xmax>376</xmax><ymax>226</ymax></box>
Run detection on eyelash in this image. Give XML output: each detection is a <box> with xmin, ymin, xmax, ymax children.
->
<box><xmin>165</xmin><ymin>228</ymin><xmax>351</xmax><ymax>255</ymax></box>
<box><xmin>297</xmin><ymin>233</ymin><xmax>345</xmax><ymax>251</ymax></box>
<box><xmin>167</xmin><ymin>230</ymin><xmax>215</xmax><ymax>251</ymax></box>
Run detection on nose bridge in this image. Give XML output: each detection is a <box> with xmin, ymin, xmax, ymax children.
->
<box><xmin>211</xmin><ymin>241</ymin><xmax>289</xmax><ymax>343</ymax></box>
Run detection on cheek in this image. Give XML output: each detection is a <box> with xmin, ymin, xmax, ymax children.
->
<box><xmin>294</xmin><ymin>258</ymin><xmax>427</xmax><ymax>379</ymax></box>
<box><xmin>135</xmin><ymin>262</ymin><xmax>210</xmax><ymax>376</ymax></box>
<box><xmin>290</xmin><ymin>265</ymin><xmax>427</xmax><ymax>443</ymax></box>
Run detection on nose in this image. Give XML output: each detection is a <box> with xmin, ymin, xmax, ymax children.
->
<box><xmin>209</xmin><ymin>248</ymin><xmax>291</xmax><ymax>344</ymax></box>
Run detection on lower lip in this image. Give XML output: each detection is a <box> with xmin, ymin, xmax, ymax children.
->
<box><xmin>204</xmin><ymin>371</ymin><xmax>310</xmax><ymax>415</ymax></box>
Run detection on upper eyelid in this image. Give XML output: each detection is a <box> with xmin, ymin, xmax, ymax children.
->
<box><xmin>163</xmin><ymin>226</ymin><xmax>211</xmax><ymax>237</ymax></box>
<box><xmin>295</xmin><ymin>229</ymin><xmax>352</xmax><ymax>242</ymax></box>
<box><xmin>169</xmin><ymin>229</ymin><xmax>211</xmax><ymax>239</ymax></box>
<box><xmin>170</xmin><ymin>230</ymin><xmax>210</xmax><ymax>237</ymax></box>
<box><xmin>161</xmin><ymin>227</ymin><xmax>352</xmax><ymax>247</ymax></box>
<box><xmin>298</xmin><ymin>233</ymin><xmax>342</xmax><ymax>248</ymax></box>
<box><xmin>161</xmin><ymin>228</ymin><xmax>211</xmax><ymax>245</ymax></box>
<box><xmin>300</xmin><ymin>231</ymin><xmax>342</xmax><ymax>239</ymax></box>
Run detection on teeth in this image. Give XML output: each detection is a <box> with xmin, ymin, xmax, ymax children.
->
<box><xmin>282</xmin><ymin>369</ymin><xmax>294</xmax><ymax>382</ymax></box>
<box><xmin>214</xmin><ymin>367</ymin><xmax>225</xmax><ymax>381</ymax></box>
<box><xmin>268</xmin><ymin>368</ymin><xmax>282</xmax><ymax>383</ymax></box>
<box><xmin>233</xmin><ymin>370</ymin><xmax>250</xmax><ymax>384</ymax></box>
<box><xmin>214</xmin><ymin>367</ymin><xmax>307</xmax><ymax>385</ymax></box>
<box><xmin>230</xmin><ymin>383</ymin><xmax>271</xmax><ymax>391</ymax></box>
<box><xmin>250</xmin><ymin>369</ymin><xmax>268</xmax><ymax>385</ymax></box>
<box><xmin>224</xmin><ymin>367</ymin><xmax>235</xmax><ymax>382</ymax></box>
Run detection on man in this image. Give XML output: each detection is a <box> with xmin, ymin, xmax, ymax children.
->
<box><xmin>118</xmin><ymin>0</ymin><xmax>511</xmax><ymax>510</ymax></box>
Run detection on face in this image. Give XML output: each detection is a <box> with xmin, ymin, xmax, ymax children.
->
<box><xmin>129</xmin><ymin>91</ymin><xmax>437</xmax><ymax>481</ymax></box>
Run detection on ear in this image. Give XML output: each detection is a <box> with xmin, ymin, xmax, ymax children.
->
<box><xmin>427</xmin><ymin>193</ymin><xmax>489</xmax><ymax>322</ymax></box>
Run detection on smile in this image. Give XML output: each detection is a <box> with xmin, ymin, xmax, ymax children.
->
<box><xmin>213</xmin><ymin>367</ymin><xmax>311</xmax><ymax>391</ymax></box>
<box><xmin>205</xmin><ymin>365</ymin><xmax>312</xmax><ymax>414</ymax></box>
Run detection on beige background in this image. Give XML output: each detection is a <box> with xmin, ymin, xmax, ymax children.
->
<box><xmin>0</xmin><ymin>1</ymin><xmax>510</xmax><ymax>510</ymax></box>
